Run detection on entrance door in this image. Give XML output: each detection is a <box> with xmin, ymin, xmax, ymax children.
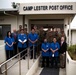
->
<box><xmin>30</xmin><ymin>19</ymin><xmax>64</xmax><ymax>31</ymax></box>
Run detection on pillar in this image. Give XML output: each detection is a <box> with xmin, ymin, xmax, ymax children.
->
<box><xmin>68</xmin><ymin>17</ymin><xmax>72</xmax><ymax>46</ymax></box>
<box><xmin>25</xmin><ymin>16</ymin><xmax>30</xmax><ymax>33</ymax></box>
<box><xmin>64</xmin><ymin>18</ymin><xmax>68</xmax><ymax>44</ymax></box>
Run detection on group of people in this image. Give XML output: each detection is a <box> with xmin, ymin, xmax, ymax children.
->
<box><xmin>5</xmin><ymin>25</ymin><xmax>39</xmax><ymax>60</ymax></box>
<box><xmin>41</xmin><ymin>37</ymin><xmax>67</xmax><ymax>69</ymax></box>
<box><xmin>4</xmin><ymin>25</ymin><xmax>67</xmax><ymax>69</ymax></box>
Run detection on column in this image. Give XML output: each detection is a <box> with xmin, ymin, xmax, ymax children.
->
<box><xmin>25</xmin><ymin>16</ymin><xmax>30</xmax><ymax>32</ymax></box>
<box><xmin>23</xmin><ymin>15</ymin><xmax>25</xmax><ymax>28</ymax></box>
<box><xmin>64</xmin><ymin>18</ymin><xmax>68</xmax><ymax>44</ymax></box>
<box><xmin>68</xmin><ymin>18</ymin><xmax>71</xmax><ymax>46</ymax></box>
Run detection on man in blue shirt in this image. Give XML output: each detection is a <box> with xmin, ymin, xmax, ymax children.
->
<box><xmin>41</xmin><ymin>38</ymin><xmax>50</xmax><ymax>67</ymax></box>
<box><xmin>50</xmin><ymin>37</ymin><xmax>60</xmax><ymax>68</ymax></box>
<box><xmin>18</xmin><ymin>29</ymin><xmax>27</xmax><ymax>59</ymax></box>
<box><xmin>28</xmin><ymin>29</ymin><xmax>39</xmax><ymax>59</ymax></box>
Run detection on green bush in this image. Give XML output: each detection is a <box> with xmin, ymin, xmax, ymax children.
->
<box><xmin>68</xmin><ymin>44</ymin><xmax>76</xmax><ymax>54</ymax></box>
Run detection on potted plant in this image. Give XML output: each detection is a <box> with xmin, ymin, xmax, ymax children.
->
<box><xmin>66</xmin><ymin>44</ymin><xmax>76</xmax><ymax>75</ymax></box>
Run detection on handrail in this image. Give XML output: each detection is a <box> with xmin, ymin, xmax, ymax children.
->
<box><xmin>0</xmin><ymin>44</ymin><xmax>40</xmax><ymax>75</ymax></box>
<box><xmin>0</xmin><ymin>48</ymin><xmax>27</xmax><ymax>67</ymax></box>
<box><xmin>0</xmin><ymin>47</ymin><xmax>28</xmax><ymax>74</ymax></box>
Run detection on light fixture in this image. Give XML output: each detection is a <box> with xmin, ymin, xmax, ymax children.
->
<box><xmin>43</xmin><ymin>28</ymin><xmax>48</xmax><ymax>31</ymax></box>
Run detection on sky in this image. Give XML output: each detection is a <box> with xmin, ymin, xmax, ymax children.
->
<box><xmin>0</xmin><ymin>0</ymin><xmax>76</xmax><ymax>29</ymax></box>
<box><xmin>0</xmin><ymin>0</ymin><xmax>76</xmax><ymax>9</ymax></box>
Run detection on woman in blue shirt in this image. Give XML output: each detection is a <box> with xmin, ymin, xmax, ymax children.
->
<box><xmin>41</xmin><ymin>38</ymin><xmax>50</xmax><ymax>67</ymax></box>
<box><xmin>18</xmin><ymin>29</ymin><xmax>27</xmax><ymax>59</ymax></box>
<box><xmin>5</xmin><ymin>31</ymin><xmax>14</xmax><ymax>60</ymax></box>
<box><xmin>50</xmin><ymin>37</ymin><xmax>60</xmax><ymax>68</ymax></box>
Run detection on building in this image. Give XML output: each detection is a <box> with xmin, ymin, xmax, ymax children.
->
<box><xmin>0</xmin><ymin>2</ymin><xmax>76</xmax><ymax>46</ymax></box>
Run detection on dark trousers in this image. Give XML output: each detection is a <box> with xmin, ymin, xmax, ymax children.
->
<box><xmin>6</xmin><ymin>50</ymin><xmax>13</xmax><ymax>60</ymax></box>
<box><xmin>36</xmin><ymin>44</ymin><xmax>40</xmax><ymax>56</ymax></box>
<box><xmin>42</xmin><ymin>56</ymin><xmax>49</xmax><ymax>67</ymax></box>
<box><xmin>18</xmin><ymin>47</ymin><xmax>26</xmax><ymax>59</ymax></box>
<box><xmin>13</xmin><ymin>43</ymin><xmax>17</xmax><ymax>55</ymax></box>
<box><xmin>30</xmin><ymin>46</ymin><xmax>37</xmax><ymax>59</ymax></box>
<box><xmin>51</xmin><ymin>57</ymin><xmax>58</xmax><ymax>67</ymax></box>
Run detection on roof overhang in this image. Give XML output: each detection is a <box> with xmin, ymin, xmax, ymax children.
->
<box><xmin>0</xmin><ymin>8</ymin><xmax>18</xmax><ymax>16</ymax></box>
<box><xmin>0</xmin><ymin>8</ymin><xmax>18</xmax><ymax>12</ymax></box>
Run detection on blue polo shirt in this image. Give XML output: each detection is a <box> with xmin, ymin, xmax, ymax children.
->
<box><xmin>5</xmin><ymin>37</ymin><xmax>14</xmax><ymax>50</ymax></box>
<box><xmin>41</xmin><ymin>43</ymin><xmax>50</xmax><ymax>56</ymax></box>
<box><xmin>50</xmin><ymin>42</ymin><xmax>60</xmax><ymax>57</ymax></box>
<box><xmin>18</xmin><ymin>34</ymin><xmax>27</xmax><ymax>48</ymax></box>
<box><xmin>28</xmin><ymin>32</ymin><xmax>39</xmax><ymax>47</ymax></box>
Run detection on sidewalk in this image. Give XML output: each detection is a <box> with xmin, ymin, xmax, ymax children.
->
<box><xmin>0</xmin><ymin>40</ymin><xmax>4</xmax><ymax>45</ymax></box>
<box><xmin>0</xmin><ymin>58</ymin><xmax>36</xmax><ymax>75</ymax></box>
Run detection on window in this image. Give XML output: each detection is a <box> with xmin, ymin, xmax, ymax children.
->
<box><xmin>0</xmin><ymin>25</ymin><xmax>11</xmax><ymax>40</ymax></box>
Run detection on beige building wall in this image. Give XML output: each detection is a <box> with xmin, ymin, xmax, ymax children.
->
<box><xmin>0</xmin><ymin>44</ymin><xmax>6</xmax><ymax>64</ymax></box>
<box><xmin>17</xmin><ymin>15</ymin><xmax>23</xmax><ymax>30</ymax></box>
<box><xmin>0</xmin><ymin>15</ymin><xmax>23</xmax><ymax>32</ymax></box>
<box><xmin>0</xmin><ymin>16</ymin><xmax>17</xmax><ymax>32</ymax></box>
<box><xmin>25</xmin><ymin>14</ymin><xmax>72</xmax><ymax>19</ymax></box>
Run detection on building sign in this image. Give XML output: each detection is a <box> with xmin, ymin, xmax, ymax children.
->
<box><xmin>23</xmin><ymin>5</ymin><xmax>73</xmax><ymax>11</ymax></box>
<box><xmin>19</xmin><ymin>2</ymin><xmax>76</xmax><ymax>14</ymax></box>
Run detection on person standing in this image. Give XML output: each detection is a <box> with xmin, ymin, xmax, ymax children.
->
<box><xmin>39</xmin><ymin>26</ymin><xmax>45</xmax><ymax>43</ymax></box>
<box><xmin>17</xmin><ymin>25</ymin><xmax>23</xmax><ymax>34</ymax></box>
<box><xmin>57</xmin><ymin>28</ymin><xmax>61</xmax><ymax>43</ymax></box>
<box><xmin>18</xmin><ymin>29</ymin><xmax>27</xmax><ymax>59</ymax></box>
<box><xmin>24</xmin><ymin>28</ymin><xmax>28</xmax><ymax>35</ymax></box>
<box><xmin>12</xmin><ymin>29</ymin><xmax>18</xmax><ymax>55</ymax></box>
<box><xmin>33</xmin><ymin>25</ymin><xmax>39</xmax><ymax>35</ymax></box>
<box><xmin>50</xmin><ymin>37</ymin><xmax>60</xmax><ymax>68</ymax></box>
<box><xmin>61</xmin><ymin>30</ymin><xmax>66</xmax><ymax>41</ymax></box>
<box><xmin>46</xmin><ymin>28</ymin><xmax>53</xmax><ymax>43</ymax></box>
<box><xmin>41</xmin><ymin>38</ymin><xmax>50</xmax><ymax>67</ymax></box>
<box><xmin>59</xmin><ymin>37</ymin><xmax>67</xmax><ymax>68</ymax></box>
<box><xmin>5</xmin><ymin>31</ymin><xmax>14</xmax><ymax>60</ymax></box>
<box><xmin>28</xmin><ymin>29</ymin><xmax>39</xmax><ymax>59</ymax></box>
<box><xmin>24</xmin><ymin>28</ymin><xmax>28</xmax><ymax>49</ymax></box>
<box><xmin>33</xmin><ymin>25</ymin><xmax>40</xmax><ymax>56</ymax></box>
